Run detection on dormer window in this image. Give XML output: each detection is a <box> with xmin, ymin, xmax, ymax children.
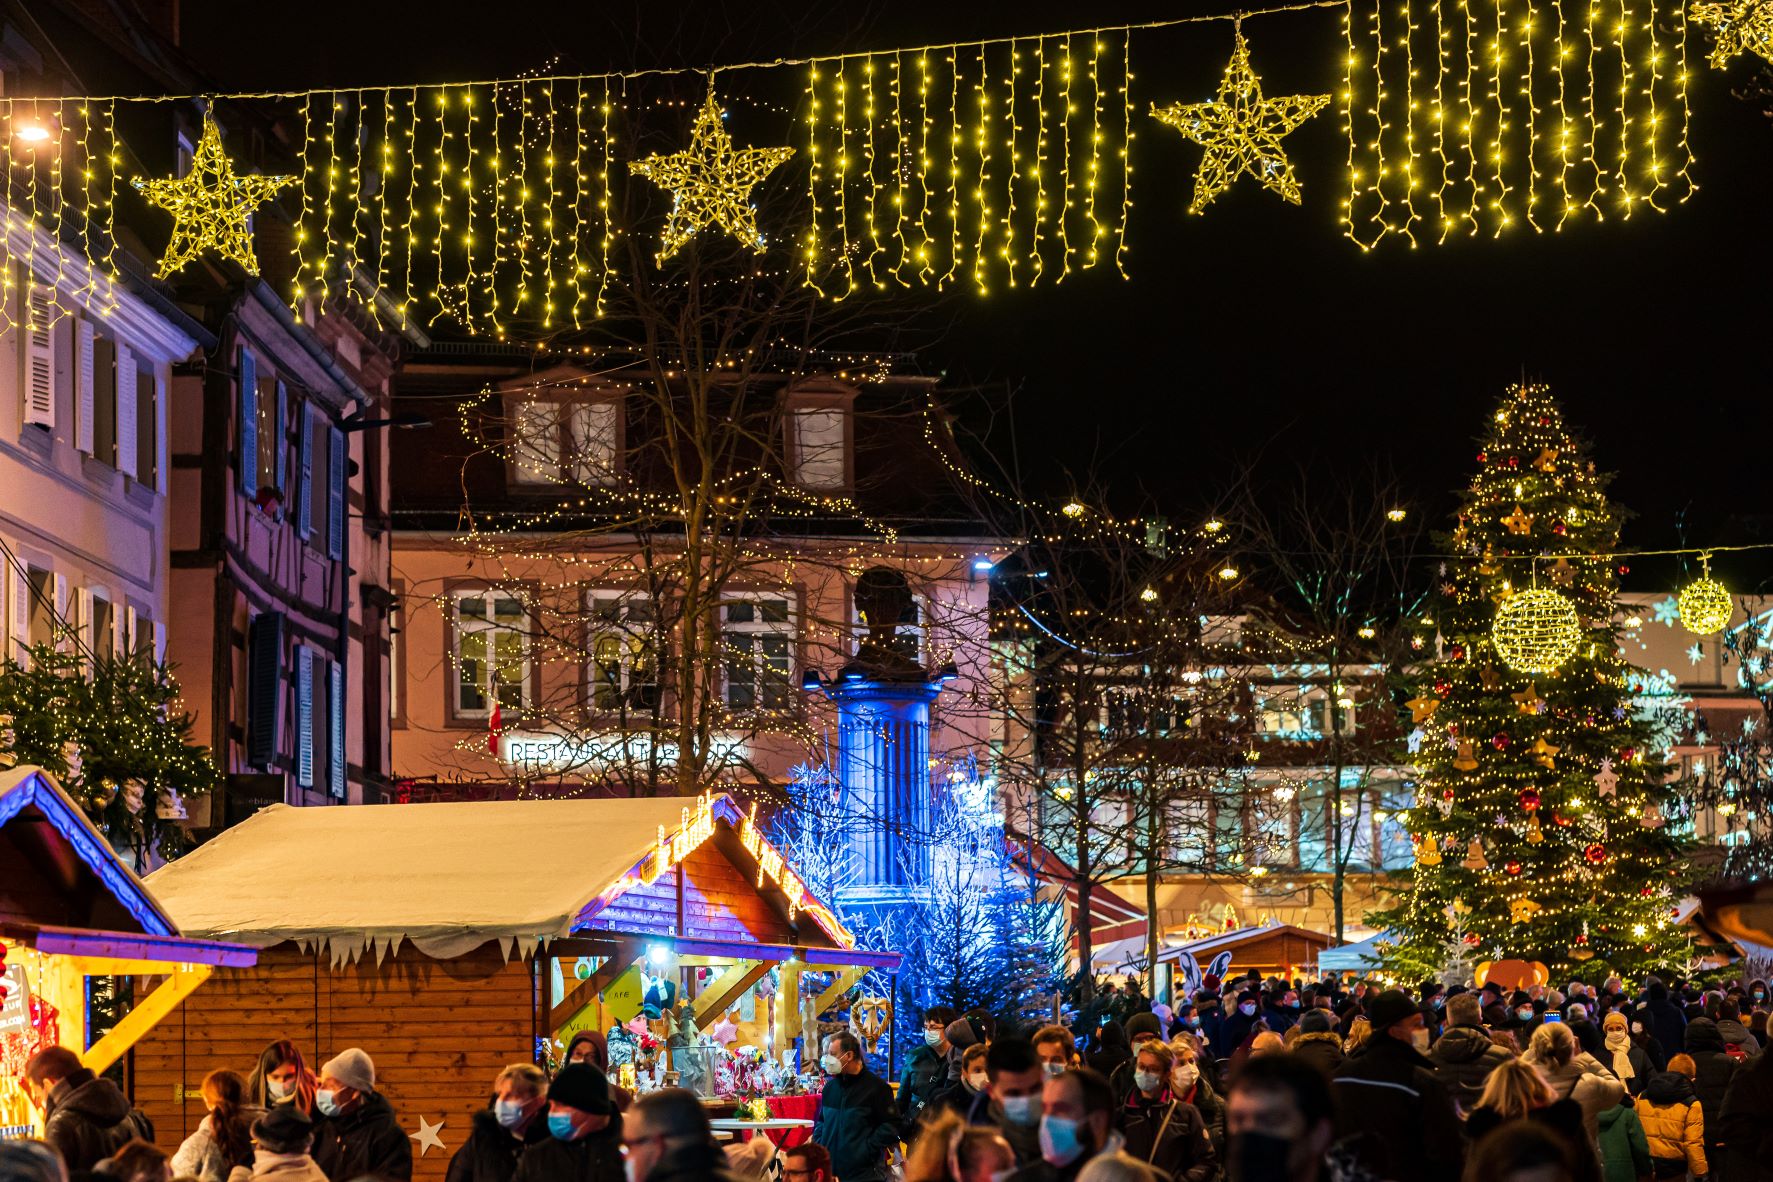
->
<box><xmin>506</xmin><ymin>393</ymin><xmax>623</xmax><ymax>488</ymax></box>
<box><xmin>786</xmin><ymin>395</ymin><xmax>850</xmax><ymax>491</ymax></box>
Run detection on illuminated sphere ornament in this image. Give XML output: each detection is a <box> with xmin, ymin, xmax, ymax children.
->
<box><xmin>1678</xmin><ymin>557</ymin><xmax>1732</xmax><ymax>636</ymax></box>
<box><xmin>1492</xmin><ymin>588</ymin><xmax>1583</xmax><ymax>674</ymax></box>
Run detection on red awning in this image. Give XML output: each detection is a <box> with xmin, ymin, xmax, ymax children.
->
<box><xmin>1009</xmin><ymin>836</ymin><xmax>1149</xmax><ymax>948</ymax></box>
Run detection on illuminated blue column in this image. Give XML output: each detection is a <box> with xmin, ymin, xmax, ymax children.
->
<box><xmin>829</xmin><ymin>678</ymin><xmax>943</xmax><ymax>889</ymax></box>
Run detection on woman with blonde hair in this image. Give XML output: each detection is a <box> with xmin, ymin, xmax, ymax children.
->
<box><xmin>1344</xmin><ymin>1015</ymin><xmax>1373</xmax><ymax>1055</ymax></box>
<box><xmin>904</xmin><ymin>1109</ymin><xmax>1015</xmax><ymax>1182</ymax></box>
<box><xmin>1524</xmin><ymin>1020</ymin><xmax>1626</xmax><ymax>1139</ymax></box>
<box><xmin>1466</xmin><ymin>1060</ymin><xmax>1599</xmax><ymax>1182</ymax></box>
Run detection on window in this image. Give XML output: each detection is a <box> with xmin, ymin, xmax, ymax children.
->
<box><xmin>91</xmin><ymin>335</ymin><xmax>118</xmax><ymax>463</ymax></box>
<box><xmin>87</xmin><ymin>593</ymin><xmax>114</xmax><ymax>661</ymax></box>
<box><xmin>306</xmin><ymin>414</ymin><xmax>344</xmax><ymax>558</ymax></box>
<box><xmin>509</xmin><ymin>400</ymin><xmax>560</xmax><ymax>486</ymax></box>
<box><xmin>588</xmin><ymin>592</ymin><xmax>660</xmax><ymax>713</ymax></box>
<box><xmin>721</xmin><ymin>594</ymin><xmax>794</xmax><ymax>711</ymax></box>
<box><xmin>570</xmin><ymin>401</ymin><xmax>620</xmax><ymax>486</ymax></box>
<box><xmin>238</xmin><ymin>348</ymin><xmax>258</xmax><ymax>496</ymax></box>
<box><xmin>1256</xmin><ymin>686</ymin><xmax>1355</xmax><ymax>740</ymax></box>
<box><xmin>135</xmin><ymin>368</ymin><xmax>159</xmax><ymax>487</ymax></box>
<box><xmin>507</xmin><ymin>396</ymin><xmax>623</xmax><ymax>487</ymax></box>
<box><xmin>454</xmin><ymin>590</ymin><xmax>529</xmax><ymax>717</ymax></box>
<box><xmin>789</xmin><ymin>406</ymin><xmax>847</xmax><ymax>489</ymax></box>
<box><xmin>26</xmin><ymin>569</ymin><xmax>54</xmax><ymax>649</ymax></box>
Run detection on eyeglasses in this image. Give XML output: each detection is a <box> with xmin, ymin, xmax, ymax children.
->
<box><xmin>620</xmin><ymin>1132</ymin><xmax>665</xmax><ymax>1157</ymax></box>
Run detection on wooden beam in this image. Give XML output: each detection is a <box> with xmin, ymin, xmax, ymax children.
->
<box><xmin>548</xmin><ymin>940</ymin><xmax>639</xmax><ymax>1032</ymax></box>
<box><xmin>778</xmin><ymin>962</ymin><xmax>802</xmax><ymax>1063</ymax></box>
<box><xmin>808</xmin><ymin>964</ymin><xmax>870</xmax><ymax>1023</ymax></box>
<box><xmin>692</xmin><ymin>961</ymin><xmax>772</xmax><ymax>1026</ymax></box>
<box><xmin>82</xmin><ymin>965</ymin><xmax>212</xmax><ymax>1075</ymax></box>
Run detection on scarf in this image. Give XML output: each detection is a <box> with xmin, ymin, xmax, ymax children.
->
<box><xmin>1604</xmin><ymin>1030</ymin><xmax>1636</xmax><ymax>1081</ymax></box>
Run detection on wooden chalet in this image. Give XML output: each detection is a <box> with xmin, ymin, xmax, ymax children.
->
<box><xmin>1158</xmin><ymin>923</ymin><xmax>1336</xmax><ymax>983</ymax></box>
<box><xmin>131</xmin><ymin>793</ymin><xmax>896</xmax><ymax>1179</ymax></box>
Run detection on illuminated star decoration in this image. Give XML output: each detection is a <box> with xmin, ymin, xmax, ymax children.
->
<box><xmin>1406</xmin><ymin>727</ymin><xmax>1425</xmax><ymax>754</ymax></box>
<box><xmin>1149</xmin><ymin>30</ymin><xmax>1329</xmax><ymax>214</ymax></box>
<box><xmin>1500</xmin><ymin>505</ymin><xmax>1535</xmax><ymax>535</ymax></box>
<box><xmin>409</xmin><ymin>1116</ymin><xmax>446</xmax><ymax>1156</ymax></box>
<box><xmin>133</xmin><ymin>113</ymin><xmax>295</xmax><ymax>278</ymax></box>
<box><xmin>628</xmin><ymin>81</ymin><xmax>796</xmax><ymax>263</ymax></box>
<box><xmin>1690</xmin><ymin>0</ymin><xmax>1773</xmax><ymax>67</ymax></box>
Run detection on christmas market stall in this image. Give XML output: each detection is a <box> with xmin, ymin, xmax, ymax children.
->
<box><xmin>130</xmin><ymin>793</ymin><xmax>898</xmax><ymax>1178</ymax></box>
<box><xmin>1158</xmin><ymin>923</ymin><xmax>1335</xmax><ymax>983</ymax></box>
<box><xmin>0</xmin><ymin>767</ymin><xmax>255</xmax><ymax>1136</ymax></box>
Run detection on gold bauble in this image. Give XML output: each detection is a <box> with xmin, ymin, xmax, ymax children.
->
<box><xmin>1678</xmin><ymin>576</ymin><xmax>1733</xmax><ymax>636</ymax></box>
<box><xmin>1492</xmin><ymin>588</ymin><xmax>1583</xmax><ymax>674</ymax></box>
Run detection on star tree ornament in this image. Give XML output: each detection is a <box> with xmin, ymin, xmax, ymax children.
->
<box><xmin>628</xmin><ymin>79</ymin><xmax>796</xmax><ymax>263</ymax></box>
<box><xmin>134</xmin><ymin>113</ymin><xmax>296</xmax><ymax>277</ymax></box>
<box><xmin>1690</xmin><ymin>0</ymin><xmax>1773</xmax><ymax>67</ymax></box>
<box><xmin>1149</xmin><ymin>28</ymin><xmax>1329</xmax><ymax>214</ymax></box>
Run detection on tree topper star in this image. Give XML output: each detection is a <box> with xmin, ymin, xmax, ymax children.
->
<box><xmin>133</xmin><ymin>113</ymin><xmax>295</xmax><ymax>278</ymax></box>
<box><xmin>1149</xmin><ymin>31</ymin><xmax>1329</xmax><ymax>214</ymax></box>
<box><xmin>1690</xmin><ymin>0</ymin><xmax>1773</xmax><ymax>68</ymax></box>
<box><xmin>628</xmin><ymin>83</ymin><xmax>795</xmax><ymax>263</ymax></box>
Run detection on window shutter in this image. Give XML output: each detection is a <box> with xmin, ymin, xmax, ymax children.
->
<box><xmin>74</xmin><ymin>588</ymin><xmax>93</xmax><ymax>664</ymax></box>
<box><xmin>152</xmin><ymin>619</ymin><xmax>165</xmax><ymax>662</ymax></box>
<box><xmin>329</xmin><ymin>659</ymin><xmax>346</xmax><ymax>799</ymax></box>
<box><xmin>115</xmin><ymin>342</ymin><xmax>137</xmax><ymax>479</ymax></box>
<box><xmin>23</xmin><ymin>283</ymin><xmax>56</xmax><ymax>429</ymax></box>
<box><xmin>238</xmin><ymin>348</ymin><xmax>258</xmax><ymax>497</ymax></box>
<box><xmin>10</xmin><ymin>568</ymin><xmax>28</xmax><ymax>663</ymax></box>
<box><xmin>295</xmin><ymin>645</ymin><xmax>315</xmax><ymax>787</ymax></box>
<box><xmin>152</xmin><ymin>374</ymin><xmax>167</xmax><ymax>492</ymax></box>
<box><xmin>51</xmin><ymin>574</ymin><xmax>69</xmax><ymax>653</ymax></box>
<box><xmin>123</xmin><ymin>604</ymin><xmax>137</xmax><ymax>658</ymax></box>
<box><xmin>297</xmin><ymin>408</ymin><xmax>314</xmax><ymax>537</ymax></box>
<box><xmin>274</xmin><ymin>381</ymin><xmax>288</xmax><ymax>490</ymax></box>
<box><xmin>247</xmin><ymin>613</ymin><xmax>285</xmax><ymax>769</ymax></box>
<box><xmin>327</xmin><ymin>425</ymin><xmax>346</xmax><ymax>560</ymax></box>
<box><xmin>75</xmin><ymin>319</ymin><xmax>95</xmax><ymax>453</ymax></box>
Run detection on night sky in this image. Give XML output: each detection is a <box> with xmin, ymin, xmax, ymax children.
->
<box><xmin>185</xmin><ymin>0</ymin><xmax>1773</xmax><ymax>588</ymax></box>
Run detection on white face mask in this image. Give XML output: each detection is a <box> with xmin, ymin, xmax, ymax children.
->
<box><xmin>1133</xmin><ymin>1070</ymin><xmax>1161</xmax><ymax>1094</ymax></box>
<box><xmin>1411</xmin><ymin>1028</ymin><xmax>1431</xmax><ymax>1054</ymax></box>
<box><xmin>1172</xmin><ymin>1063</ymin><xmax>1199</xmax><ymax>1092</ymax></box>
<box><xmin>267</xmin><ymin>1078</ymin><xmax>296</xmax><ymax>1102</ymax></box>
<box><xmin>925</xmin><ymin>1029</ymin><xmax>945</xmax><ymax>1048</ymax></box>
<box><xmin>966</xmin><ymin>1072</ymin><xmax>989</xmax><ymax>1091</ymax></box>
<box><xmin>820</xmin><ymin>1054</ymin><xmax>844</xmax><ymax>1075</ymax></box>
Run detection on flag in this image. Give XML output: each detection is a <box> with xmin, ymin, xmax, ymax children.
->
<box><xmin>488</xmin><ymin>698</ymin><xmax>502</xmax><ymax>756</ymax></box>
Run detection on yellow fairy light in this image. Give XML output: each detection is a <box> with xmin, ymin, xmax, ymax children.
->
<box><xmin>1678</xmin><ymin>555</ymin><xmax>1733</xmax><ymax>635</ymax></box>
<box><xmin>1689</xmin><ymin>0</ymin><xmax>1773</xmax><ymax>65</ymax></box>
<box><xmin>1140</xmin><ymin>587</ymin><xmax>1159</xmax><ymax>602</ymax></box>
<box><xmin>1061</xmin><ymin>500</ymin><xmax>1086</xmax><ymax>517</ymax></box>
<box><xmin>134</xmin><ymin>113</ymin><xmax>295</xmax><ymax>277</ymax></box>
<box><xmin>628</xmin><ymin>80</ymin><xmax>795</xmax><ymax>263</ymax></box>
<box><xmin>1492</xmin><ymin>586</ymin><xmax>1582</xmax><ymax>673</ymax></box>
<box><xmin>1150</xmin><ymin>30</ymin><xmax>1330</xmax><ymax>214</ymax></box>
<box><xmin>1217</xmin><ymin>564</ymin><xmax>1241</xmax><ymax>581</ymax></box>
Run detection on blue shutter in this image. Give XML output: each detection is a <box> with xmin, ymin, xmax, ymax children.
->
<box><xmin>295</xmin><ymin>646</ymin><xmax>314</xmax><ymax>787</ymax></box>
<box><xmin>238</xmin><ymin>349</ymin><xmax>257</xmax><ymax>497</ymax></box>
<box><xmin>274</xmin><ymin>381</ymin><xmax>288</xmax><ymax>491</ymax></box>
<box><xmin>329</xmin><ymin>659</ymin><xmax>346</xmax><ymax>799</ymax></box>
<box><xmin>297</xmin><ymin>408</ymin><xmax>314</xmax><ymax>537</ymax></box>
<box><xmin>328</xmin><ymin>426</ymin><xmax>346</xmax><ymax>560</ymax></box>
<box><xmin>247</xmin><ymin>612</ymin><xmax>285</xmax><ymax>769</ymax></box>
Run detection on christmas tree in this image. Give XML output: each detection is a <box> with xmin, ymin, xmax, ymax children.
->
<box><xmin>1376</xmin><ymin>384</ymin><xmax>1691</xmax><ymax>981</ymax></box>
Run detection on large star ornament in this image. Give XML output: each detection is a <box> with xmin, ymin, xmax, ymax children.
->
<box><xmin>134</xmin><ymin>114</ymin><xmax>296</xmax><ymax>277</ymax></box>
<box><xmin>1150</xmin><ymin>32</ymin><xmax>1329</xmax><ymax>214</ymax></box>
<box><xmin>1690</xmin><ymin>0</ymin><xmax>1773</xmax><ymax>67</ymax></box>
<box><xmin>409</xmin><ymin>1116</ymin><xmax>446</xmax><ymax>1156</ymax></box>
<box><xmin>629</xmin><ymin>85</ymin><xmax>795</xmax><ymax>263</ymax></box>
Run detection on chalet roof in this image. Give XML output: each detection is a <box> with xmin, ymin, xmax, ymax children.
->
<box><xmin>1157</xmin><ymin>923</ymin><xmax>1335</xmax><ymax>964</ymax></box>
<box><xmin>144</xmin><ymin>794</ymin><xmax>856</xmax><ymax>963</ymax></box>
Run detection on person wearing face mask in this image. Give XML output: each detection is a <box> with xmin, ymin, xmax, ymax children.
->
<box><xmin>561</xmin><ymin>1032</ymin><xmax>633</xmax><ymax>1113</ymax></box>
<box><xmin>1166</xmin><ymin>1038</ymin><xmax>1224</xmax><ymax>1158</ymax></box>
<box><xmin>938</xmin><ymin>1045</ymin><xmax>996</xmax><ymax>1118</ymax></box>
<box><xmin>1005</xmin><ymin>1068</ymin><xmax>1121</xmax><ymax>1182</ymax></box>
<box><xmin>1330</xmin><ymin>989</ymin><xmax>1464</xmax><ymax>1182</ymax></box>
<box><xmin>1522</xmin><ymin>1021</ymin><xmax>1625</xmax><ymax>1145</ymax></box>
<box><xmin>1034</xmin><ymin>1026</ymin><xmax>1080</xmax><ymax>1079</ymax></box>
<box><xmin>1116</xmin><ymin>1041</ymin><xmax>1215</xmax><ymax>1182</ymax></box>
<box><xmin>809</xmin><ymin>1032</ymin><xmax>899</xmax><ymax>1182</ymax></box>
<box><xmin>224</xmin><ymin>1106</ymin><xmax>330</xmax><ymax>1182</ymax></box>
<box><xmin>247</xmin><ymin>1041</ymin><xmax>318</xmax><ymax>1119</ymax></box>
<box><xmin>1225</xmin><ymin>1054</ymin><xmax>1382</xmax><ymax>1182</ymax></box>
<box><xmin>1108</xmin><ymin>1014</ymin><xmax>1168</xmax><ymax>1104</ymax></box>
<box><xmin>309</xmin><ymin>1049</ymin><xmax>411</xmax><ymax>1182</ymax></box>
<box><xmin>1597</xmin><ymin>1012</ymin><xmax>1652</xmax><ymax>1099</ymax></box>
<box><xmin>508</xmin><ymin>1063</ymin><xmax>622</xmax><ymax>1182</ymax></box>
<box><xmin>447</xmin><ymin>1065</ymin><xmax>551</xmax><ymax>1182</ymax></box>
<box><xmin>904</xmin><ymin>1007</ymin><xmax>961</xmax><ymax>1127</ymax></box>
<box><xmin>964</xmin><ymin>1037</ymin><xmax>1047</xmax><ymax>1167</ymax></box>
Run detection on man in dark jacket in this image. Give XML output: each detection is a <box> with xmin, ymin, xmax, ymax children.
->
<box><xmin>1217</xmin><ymin>992</ymin><xmax>1261</xmax><ymax>1058</ymax></box>
<box><xmin>1643</xmin><ymin>978</ymin><xmax>1688</xmax><ymax>1061</ymax></box>
<box><xmin>1290</xmin><ymin>1009</ymin><xmax>1346</xmax><ymax>1079</ymax></box>
<box><xmin>25</xmin><ymin>1046</ymin><xmax>153</xmax><ymax>1173</ymax></box>
<box><xmin>448</xmin><ymin>1064</ymin><xmax>551</xmax><ymax>1182</ymax></box>
<box><xmin>620</xmin><ymin>1087</ymin><xmax>743</xmax><ymax>1182</ymax></box>
<box><xmin>1331</xmin><ymin>989</ymin><xmax>1464</xmax><ymax>1182</ymax></box>
<box><xmin>965</xmin><ymin>1036</ymin><xmax>1047</xmax><ymax>1167</ymax></box>
<box><xmin>810</xmin><ymin>1032</ymin><xmax>899</xmax><ymax>1182</ymax></box>
<box><xmin>1108</xmin><ymin>1012</ymin><xmax>1167</xmax><ymax>1102</ymax></box>
<box><xmin>1720</xmin><ymin>1045</ymin><xmax>1773</xmax><ymax>1182</ymax></box>
<box><xmin>1479</xmin><ymin>982</ymin><xmax>1511</xmax><ymax>1029</ymax></box>
<box><xmin>1427</xmin><ymin>993</ymin><xmax>1512</xmax><ymax>1113</ymax></box>
<box><xmin>511</xmin><ymin>1062</ymin><xmax>624</xmax><ymax>1182</ymax></box>
<box><xmin>898</xmin><ymin>1005</ymin><xmax>957</xmax><ymax>1127</ymax></box>
<box><xmin>312</xmin><ymin>1048</ymin><xmax>413</xmax><ymax>1182</ymax></box>
<box><xmin>1684</xmin><ymin>1017</ymin><xmax>1739</xmax><ymax>1179</ymax></box>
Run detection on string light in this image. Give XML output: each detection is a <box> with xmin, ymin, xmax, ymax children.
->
<box><xmin>1688</xmin><ymin>0</ymin><xmax>1773</xmax><ymax>66</ymax></box>
<box><xmin>133</xmin><ymin>113</ymin><xmax>295</xmax><ymax>277</ymax></box>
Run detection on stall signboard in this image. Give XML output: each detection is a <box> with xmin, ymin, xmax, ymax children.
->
<box><xmin>0</xmin><ymin>963</ymin><xmax>28</xmax><ymax>1035</ymax></box>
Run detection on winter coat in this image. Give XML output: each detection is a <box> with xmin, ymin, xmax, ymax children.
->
<box><xmin>1720</xmin><ymin>1053</ymin><xmax>1773</xmax><ymax>1182</ymax></box>
<box><xmin>1176</xmin><ymin>1079</ymin><xmax>1225</xmax><ymax>1158</ymax></box>
<box><xmin>1216</xmin><ymin>1008</ymin><xmax>1259</xmax><ymax>1058</ymax></box>
<box><xmin>226</xmin><ymin>1153</ymin><xmax>332</xmax><ymax>1182</ymax></box>
<box><xmin>446</xmin><ymin>1109</ymin><xmax>551</xmax><ymax>1182</ymax></box>
<box><xmin>1428</xmin><ymin>1025</ymin><xmax>1515</xmax><ymax>1114</ymax></box>
<box><xmin>1331</xmin><ymin>1033</ymin><xmax>1466</xmax><ymax>1182</ymax></box>
<box><xmin>638</xmin><ymin>1138</ymin><xmax>746</xmax><ymax>1182</ymax></box>
<box><xmin>1118</xmin><ymin>1093</ymin><xmax>1215</xmax><ymax>1182</ymax></box>
<box><xmin>1598</xmin><ymin>1036</ymin><xmax>1657</xmax><ymax>1097</ymax></box>
<box><xmin>898</xmin><ymin>1043</ymin><xmax>950</xmax><ymax>1126</ymax></box>
<box><xmin>1292</xmin><ymin>1031</ymin><xmax>1346</xmax><ymax>1078</ymax></box>
<box><xmin>508</xmin><ymin>1123</ymin><xmax>624</xmax><ymax>1182</ymax></box>
<box><xmin>1637</xmin><ymin>1072</ymin><xmax>1707</xmax><ymax>1176</ymax></box>
<box><xmin>1596</xmin><ymin>1104</ymin><xmax>1653</xmax><ymax>1182</ymax></box>
<box><xmin>1466</xmin><ymin>1099</ymin><xmax>1600</xmax><ymax>1182</ymax></box>
<box><xmin>1717</xmin><ymin>1017</ymin><xmax>1762</xmax><ymax>1056</ymax></box>
<box><xmin>43</xmin><ymin>1070</ymin><xmax>155</xmax><ymax>1173</ymax></box>
<box><xmin>173</xmin><ymin>1109</ymin><xmax>264</xmax><ymax>1182</ymax></box>
<box><xmin>1685</xmin><ymin>1018</ymin><xmax>1740</xmax><ymax>1173</ymax></box>
<box><xmin>1527</xmin><ymin>1050</ymin><xmax>1627</xmax><ymax>1141</ymax></box>
<box><xmin>811</xmin><ymin>1066</ymin><xmax>900</xmax><ymax>1182</ymax></box>
<box><xmin>312</xmin><ymin>1091</ymin><xmax>413</xmax><ymax>1182</ymax></box>
<box><xmin>1644</xmin><ymin>987</ymin><xmax>1689</xmax><ymax>1063</ymax></box>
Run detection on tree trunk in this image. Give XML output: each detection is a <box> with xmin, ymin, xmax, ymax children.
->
<box><xmin>1330</xmin><ymin>650</ymin><xmax>1347</xmax><ymax>944</ymax></box>
<box><xmin>1074</xmin><ymin>665</ymin><xmax>1094</xmax><ymax>1001</ymax></box>
<box><xmin>1145</xmin><ymin>832</ymin><xmax>1161</xmax><ymax>998</ymax></box>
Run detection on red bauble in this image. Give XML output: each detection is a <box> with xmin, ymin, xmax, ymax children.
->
<box><xmin>1621</xmin><ymin>747</ymin><xmax>1637</xmax><ymax>762</ymax></box>
<box><xmin>1435</xmin><ymin>681</ymin><xmax>1453</xmax><ymax>696</ymax></box>
<box><xmin>1618</xmin><ymin>564</ymin><xmax>1630</xmax><ymax>575</ymax></box>
<box><xmin>1553</xmin><ymin>523</ymin><xmax>1567</xmax><ymax>535</ymax></box>
<box><xmin>1477</xmin><ymin>452</ymin><xmax>1488</xmax><ymax>462</ymax></box>
<box><xmin>1505</xmin><ymin>860</ymin><xmax>1524</xmax><ymax>876</ymax></box>
<box><xmin>1519</xmin><ymin>788</ymin><xmax>1542</xmax><ymax>811</ymax></box>
<box><xmin>1492</xmin><ymin>732</ymin><xmax>1511</xmax><ymax>750</ymax></box>
<box><xmin>1506</xmin><ymin>456</ymin><xmax>1520</xmax><ymax>468</ymax></box>
<box><xmin>1552</xmin><ymin>812</ymin><xmax>1572</xmax><ymax>827</ymax></box>
<box><xmin>1585</xmin><ymin>844</ymin><xmax>1607</xmax><ymax>865</ymax></box>
<box><xmin>1450</xmin><ymin>645</ymin><xmax>1466</xmax><ymax>661</ymax></box>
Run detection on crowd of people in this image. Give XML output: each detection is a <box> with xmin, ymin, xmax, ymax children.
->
<box><xmin>7</xmin><ymin>970</ymin><xmax>1773</xmax><ymax>1182</ymax></box>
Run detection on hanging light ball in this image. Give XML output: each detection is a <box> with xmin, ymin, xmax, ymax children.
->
<box><xmin>1492</xmin><ymin>588</ymin><xmax>1583</xmax><ymax>673</ymax></box>
<box><xmin>1679</xmin><ymin>557</ymin><xmax>1732</xmax><ymax>636</ymax></box>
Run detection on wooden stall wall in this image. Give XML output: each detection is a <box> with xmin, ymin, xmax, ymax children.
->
<box><xmin>131</xmin><ymin>941</ymin><xmax>536</xmax><ymax>1182</ymax></box>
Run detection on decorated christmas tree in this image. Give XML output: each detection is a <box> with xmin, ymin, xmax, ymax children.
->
<box><xmin>1376</xmin><ymin>384</ymin><xmax>1691</xmax><ymax>981</ymax></box>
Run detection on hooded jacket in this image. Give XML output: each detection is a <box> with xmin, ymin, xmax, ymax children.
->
<box><xmin>1682</xmin><ymin>1016</ymin><xmax>1739</xmax><ymax>1165</ymax></box>
<box><xmin>43</xmin><ymin>1069</ymin><xmax>154</xmax><ymax>1173</ymax></box>
<box><xmin>1716</xmin><ymin>1015</ymin><xmax>1761</xmax><ymax>1055</ymax></box>
<box><xmin>1524</xmin><ymin>1050</ymin><xmax>1627</xmax><ymax>1141</ymax></box>
<box><xmin>1635</xmin><ymin>1071</ymin><xmax>1707</xmax><ymax>1175</ymax></box>
<box><xmin>1642</xmin><ymin>982</ymin><xmax>1688</xmax><ymax>1062</ymax></box>
<box><xmin>1595</xmin><ymin>1104</ymin><xmax>1652</xmax><ymax>1182</ymax></box>
<box><xmin>312</xmin><ymin>1091</ymin><xmax>413</xmax><ymax>1182</ymax></box>
<box><xmin>1331</xmin><ymin>1033</ymin><xmax>1465</xmax><ymax>1182</ymax></box>
<box><xmin>1427</xmin><ymin>1025</ymin><xmax>1514</xmax><ymax>1113</ymax></box>
<box><xmin>1720</xmin><ymin>1051</ymin><xmax>1773</xmax><ymax>1182</ymax></box>
<box><xmin>446</xmin><ymin>1108</ymin><xmax>552</xmax><ymax>1182</ymax></box>
<box><xmin>1292</xmin><ymin>1031</ymin><xmax>1346</xmax><ymax>1078</ymax></box>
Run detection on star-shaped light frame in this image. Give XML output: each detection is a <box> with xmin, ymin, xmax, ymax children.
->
<box><xmin>1690</xmin><ymin>0</ymin><xmax>1773</xmax><ymax>67</ymax></box>
<box><xmin>134</xmin><ymin>113</ymin><xmax>295</xmax><ymax>278</ymax></box>
<box><xmin>1149</xmin><ymin>31</ymin><xmax>1329</xmax><ymax>215</ymax></box>
<box><xmin>628</xmin><ymin>83</ymin><xmax>796</xmax><ymax>263</ymax></box>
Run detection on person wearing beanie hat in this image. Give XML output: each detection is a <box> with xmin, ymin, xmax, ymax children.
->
<box><xmin>509</xmin><ymin>1064</ymin><xmax>623</xmax><ymax>1182</ymax></box>
<box><xmin>229</xmin><ymin>1107</ymin><xmax>328</xmax><ymax>1182</ymax></box>
<box><xmin>1330</xmin><ymin>989</ymin><xmax>1464</xmax><ymax>1182</ymax></box>
<box><xmin>1107</xmin><ymin>1012</ymin><xmax>1167</xmax><ymax>1103</ymax></box>
<box><xmin>312</xmin><ymin>1049</ymin><xmax>410</xmax><ymax>1182</ymax></box>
